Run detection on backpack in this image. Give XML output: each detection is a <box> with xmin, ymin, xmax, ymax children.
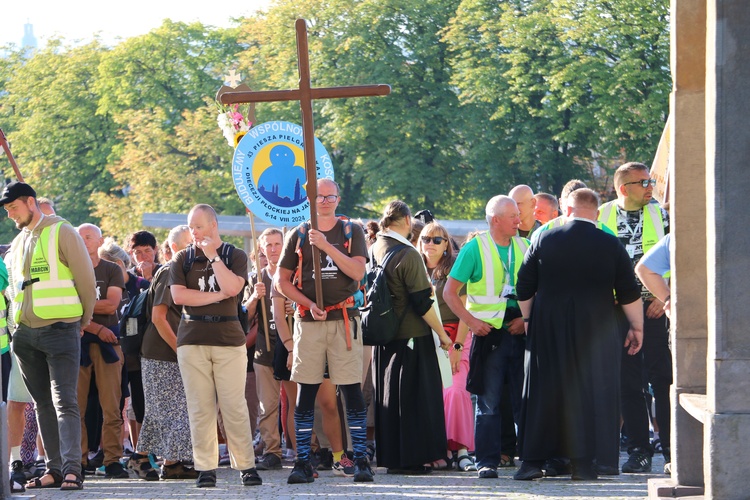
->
<box><xmin>182</xmin><ymin>243</ymin><xmax>250</xmax><ymax>334</ymax></box>
<box><xmin>294</xmin><ymin>216</ymin><xmax>365</xmax><ymax>308</ymax></box>
<box><xmin>120</xmin><ymin>288</ymin><xmax>151</xmax><ymax>357</ymax></box>
<box><xmin>360</xmin><ymin>243</ymin><xmax>407</xmax><ymax>346</ymax></box>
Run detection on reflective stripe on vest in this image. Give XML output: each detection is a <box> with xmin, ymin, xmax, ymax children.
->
<box><xmin>598</xmin><ymin>201</ymin><xmax>665</xmax><ymax>255</ymax></box>
<box><xmin>466</xmin><ymin>232</ymin><xmax>528</xmax><ymax>329</ymax></box>
<box><xmin>13</xmin><ymin>221</ymin><xmax>83</xmax><ymax>323</ymax></box>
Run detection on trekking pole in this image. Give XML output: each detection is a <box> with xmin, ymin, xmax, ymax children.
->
<box><xmin>0</xmin><ymin>129</ymin><xmax>25</xmax><ymax>181</ymax></box>
<box><xmin>247</xmin><ymin>210</ymin><xmax>270</xmax><ymax>350</ymax></box>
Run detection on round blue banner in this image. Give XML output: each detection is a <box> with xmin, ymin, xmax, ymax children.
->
<box><xmin>232</xmin><ymin>120</ymin><xmax>334</xmax><ymax>224</ymax></box>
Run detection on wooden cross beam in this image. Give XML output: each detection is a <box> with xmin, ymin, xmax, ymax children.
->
<box><xmin>218</xmin><ymin>18</ymin><xmax>390</xmax><ymax>308</ymax></box>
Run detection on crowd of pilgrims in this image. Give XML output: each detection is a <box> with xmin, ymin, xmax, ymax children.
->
<box><xmin>3</xmin><ymin>168</ymin><xmax>671</xmax><ymax>491</ymax></box>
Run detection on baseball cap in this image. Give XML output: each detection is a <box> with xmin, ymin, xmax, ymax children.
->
<box><xmin>0</xmin><ymin>181</ymin><xmax>37</xmax><ymax>207</ymax></box>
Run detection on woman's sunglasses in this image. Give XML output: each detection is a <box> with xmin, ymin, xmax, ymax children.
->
<box><xmin>421</xmin><ymin>236</ymin><xmax>446</xmax><ymax>245</ymax></box>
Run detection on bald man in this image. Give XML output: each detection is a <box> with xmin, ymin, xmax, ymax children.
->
<box><xmin>509</xmin><ymin>185</ymin><xmax>541</xmax><ymax>238</ymax></box>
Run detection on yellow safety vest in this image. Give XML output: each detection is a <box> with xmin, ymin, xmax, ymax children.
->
<box><xmin>466</xmin><ymin>232</ymin><xmax>529</xmax><ymax>329</ymax></box>
<box><xmin>598</xmin><ymin>201</ymin><xmax>665</xmax><ymax>255</ymax></box>
<box><xmin>0</xmin><ymin>294</ymin><xmax>7</xmax><ymax>354</ymax></box>
<box><xmin>12</xmin><ymin>221</ymin><xmax>83</xmax><ymax>323</ymax></box>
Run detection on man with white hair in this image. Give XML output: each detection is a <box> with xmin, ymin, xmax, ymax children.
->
<box><xmin>77</xmin><ymin>223</ymin><xmax>129</xmax><ymax>479</ymax></box>
<box><xmin>444</xmin><ymin>195</ymin><xmax>530</xmax><ymax>479</ymax></box>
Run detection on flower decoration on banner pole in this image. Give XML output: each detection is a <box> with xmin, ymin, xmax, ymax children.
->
<box><xmin>216</xmin><ymin>68</ymin><xmax>256</xmax><ymax>148</ymax></box>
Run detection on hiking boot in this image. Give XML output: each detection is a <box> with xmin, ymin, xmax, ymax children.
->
<box><xmin>160</xmin><ymin>462</ymin><xmax>199</xmax><ymax>480</ymax></box>
<box><xmin>621</xmin><ymin>447</ymin><xmax>652</xmax><ymax>473</ymax></box>
<box><xmin>255</xmin><ymin>453</ymin><xmax>282</xmax><ymax>470</ymax></box>
<box><xmin>196</xmin><ymin>469</ymin><xmax>217</xmax><ymax>487</ymax></box>
<box><xmin>127</xmin><ymin>453</ymin><xmax>159</xmax><ymax>481</ymax></box>
<box><xmin>333</xmin><ymin>455</ymin><xmax>356</xmax><ymax>477</ymax></box>
<box><xmin>353</xmin><ymin>457</ymin><xmax>374</xmax><ymax>482</ymax></box>
<box><xmin>240</xmin><ymin>467</ymin><xmax>262</xmax><ymax>486</ymax></box>
<box><xmin>10</xmin><ymin>460</ymin><xmax>26</xmax><ymax>493</ymax></box>
<box><xmin>104</xmin><ymin>461</ymin><xmax>130</xmax><ymax>479</ymax></box>
<box><xmin>287</xmin><ymin>459</ymin><xmax>315</xmax><ymax>484</ymax></box>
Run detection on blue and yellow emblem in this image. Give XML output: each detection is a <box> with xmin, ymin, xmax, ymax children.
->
<box><xmin>232</xmin><ymin>121</ymin><xmax>335</xmax><ymax>224</ymax></box>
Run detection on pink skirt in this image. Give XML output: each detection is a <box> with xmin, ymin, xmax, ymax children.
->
<box><xmin>443</xmin><ymin>326</ymin><xmax>474</xmax><ymax>451</ymax></box>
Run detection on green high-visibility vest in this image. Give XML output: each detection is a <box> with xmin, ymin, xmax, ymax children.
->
<box><xmin>0</xmin><ymin>295</ymin><xmax>7</xmax><ymax>355</ymax></box>
<box><xmin>598</xmin><ymin>201</ymin><xmax>665</xmax><ymax>255</ymax></box>
<box><xmin>466</xmin><ymin>232</ymin><xmax>529</xmax><ymax>329</ymax></box>
<box><xmin>12</xmin><ymin>221</ymin><xmax>83</xmax><ymax>323</ymax></box>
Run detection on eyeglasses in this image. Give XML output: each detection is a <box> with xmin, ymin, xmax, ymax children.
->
<box><xmin>420</xmin><ymin>236</ymin><xmax>446</xmax><ymax>245</ymax></box>
<box><xmin>623</xmin><ymin>179</ymin><xmax>657</xmax><ymax>188</ymax></box>
<box><xmin>316</xmin><ymin>195</ymin><xmax>338</xmax><ymax>203</ymax></box>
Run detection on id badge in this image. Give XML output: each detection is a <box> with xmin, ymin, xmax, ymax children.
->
<box><xmin>502</xmin><ymin>284</ymin><xmax>515</xmax><ymax>299</ymax></box>
<box><xmin>626</xmin><ymin>244</ymin><xmax>636</xmax><ymax>258</ymax></box>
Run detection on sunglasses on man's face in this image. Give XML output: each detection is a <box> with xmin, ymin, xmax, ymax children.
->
<box><xmin>421</xmin><ymin>236</ymin><xmax>446</xmax><ymax>245</ymax></box>
<box><xmin>624</xmin><ymin>179</ymin><xmax>657</xmax><ymax>188</ymax></box>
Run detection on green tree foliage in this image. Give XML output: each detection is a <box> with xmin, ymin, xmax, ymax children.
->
<box><xmin>0</xmin><ymin>1</ymin><xmax>670</xmax><ymax>240</ymax></box>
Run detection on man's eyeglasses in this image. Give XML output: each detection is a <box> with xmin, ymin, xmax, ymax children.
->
<box><xmin>316</xmin><ymin>195</ymin><xmax>339</xmax><ymax>203</ymax></box>
<box><xmin>624</xmin><ymin>179</ymin><xmax>657</xmax><ymax>188</ymax></box>
<box><xmin>420</xmin><ymin>236</ymin><xmax>446</xmax><ymax>245</ymax></box>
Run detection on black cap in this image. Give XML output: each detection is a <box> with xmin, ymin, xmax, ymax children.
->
<box><xmin>0</xmin><ymin>181</ymin><xmax>37</xmax><ymax>207</ymax></box>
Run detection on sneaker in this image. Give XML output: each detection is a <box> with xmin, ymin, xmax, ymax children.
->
<box><xmin>256</xmin><ymin>453</ymin><xmax>282</xmax><ymax>471</ymax></box>
<box><xmin>333</xmin><ymin>455</ymin><xmax>356</xmax><ymax>477</ymax></box>
<box><xmin>196</xmin><ymin>469</ymin><xmax>217</xmax><ymax>488</ymax></box>
<box><xmin>127</xmin><ymin>453</ymin><xmax>159</xmax><ymax>481</ymax></box>
<box><xmin>10</xmin><ymin>460</ymin><xmax>26</xmax><ymax>493</ymax></box>
<box><xmin>88</xmin><ymin>449</ymin><xmax>104</xmax><ymax>469</ymax></box>
<box><xmin>105</xmin><ymin>461</ymin><xmax>130</xmax><ymax>479</ymax></box>
<box><xmin>23</xmin><ymin>459</ymin><xmax>46</xmax><ymax>480</ymax></box>
<box><xmin>478</xmin><ymin>466</ymin><xmax>498</xmax><ymax>479</ymax></box>
<box><xmin>160</xmin><ymin>462</ymin><xmax>199</xmax><ymax>480</ymax></box>
<box><xmin>513</xmin><ymin>462</ymin><xmax>544</xmax><ymax>481</ymax></box>
<box><xmin>240</xmin><ymin>467</ymin><xmax>262</xmax><ymax>486</ymax></box>
<box><xmin>287</xmin><ymin>459</ymin><xmax>315</xmax><ymax>484</ymax></box>
<box><xmin>353</xmin><ymin>457</ymin><xmax>374</xmax><ymax>482</ymax></box>
<box><xmin>622</xmin><ymin>447</ymin><xmax>652</xmax><ymax>473</ymax></box>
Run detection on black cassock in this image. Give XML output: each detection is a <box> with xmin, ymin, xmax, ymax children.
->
<box><xmin>516</xmin><ymin>220</ymin><xmax>640</xmax><ymax>464</ymax></box>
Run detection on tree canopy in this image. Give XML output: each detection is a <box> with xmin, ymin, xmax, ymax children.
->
<box><xmin>0</xmin><ymin>0</ymin><xmax>670</xmax><ymax>245</ymax></box>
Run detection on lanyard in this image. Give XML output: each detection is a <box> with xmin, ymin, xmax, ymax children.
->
<box><xmin>499</xmin><ymin>243</ymin><xmax>513</xmax><ymax>286</ymax></box>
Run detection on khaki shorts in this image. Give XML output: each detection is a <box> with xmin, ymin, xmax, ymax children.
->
<box><xmin>291</xmin><ymin>317</ymin><xmax>363</xmax><ymax>385</ymax></box>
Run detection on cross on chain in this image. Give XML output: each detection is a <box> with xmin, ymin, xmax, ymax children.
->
<box><xmin>218</xmin><ymin>18</ymin><xmax>390</xmax><ymax>308</ymax></box>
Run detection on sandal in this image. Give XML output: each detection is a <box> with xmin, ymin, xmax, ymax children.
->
<box><xmin>429</xmin><ymin>455</ymin><xmax>454</xmax><ymax>470</ymax></box>
<box><xmin>457</xmin><ymin>454</ymin><xmax>477</xmax><ymax>471</ymax></box>
<box><xmin>60</xmin><ymin>472</ymin><xmax>84</xmax><ymax>491</ymax></box>
<box><xmin>26</xmin><ymin>470</ymin><xmax>63</xmax><ymax>489</ymax></box>
<box><xmin>499</xmin><ymin>454</ymin><xmax>516</xmax><ymax>468</ymax></box>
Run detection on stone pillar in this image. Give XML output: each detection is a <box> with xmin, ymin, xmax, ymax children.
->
<box><xmin>705</xmin><ymin>1</ymin><xmax>750</xmax><ymax>498</ymax></box>
<box><xmin>669</xmin><ymin>0</ymin><xmax>707</xmax><ymax>487</ymax></box>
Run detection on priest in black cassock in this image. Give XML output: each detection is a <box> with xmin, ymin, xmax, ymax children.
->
<box><xmin>513</xmin><ymin>188</ymin><xmax>644</xmax><ymax>481</ymax></box>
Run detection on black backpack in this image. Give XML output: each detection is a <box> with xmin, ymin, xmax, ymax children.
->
<box><xmin>360</xmin><ymin>243</ymin><xmax>407</xmax><ymax>346</ymax></box>
<box><xmin>120</xmin><ymin>288</ymin><xmax>151</xmax><ymax>357</ymax></box>
<box><xmin>182</xmin><ymin>243</ymin><xmax>250</xmax><ymax>334</ymax></box>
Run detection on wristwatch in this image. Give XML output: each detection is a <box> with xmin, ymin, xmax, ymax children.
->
<box><xmin>453</xmin><ymin>342</ymin><xmax>463</xmax><ymax>352</ymax></box>
<box><xmin>209</xmin><ymin>255</ymin><xmax>221</xmax><ymax>264</ymax></box>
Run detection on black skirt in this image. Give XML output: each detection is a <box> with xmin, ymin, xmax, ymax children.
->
<box><xmin>374</xmin><ymin>334</ymin><xmax>447</xmax><ymax>469</ymax></box>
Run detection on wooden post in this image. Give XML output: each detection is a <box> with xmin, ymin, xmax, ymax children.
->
<box><xmin>0</xmin><ymin>129</ymin><xmax>25</xmax><ymax>181</ymax></box>
<box><xmin>248</xmin><ymin>211</ymin><xmax>270</xmax><ymax>351</ymax></box>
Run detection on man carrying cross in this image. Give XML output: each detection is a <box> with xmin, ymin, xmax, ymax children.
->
<box><xmin>275</xmin><ymin>178</ymin><xmax>373</xmax><ymax>484</ymax></box>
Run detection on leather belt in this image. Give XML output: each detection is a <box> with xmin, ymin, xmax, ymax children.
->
<box><xmin>181</xmin><ymin>314</ymin><xmax>239</xmax><ymax>323</ymax></box>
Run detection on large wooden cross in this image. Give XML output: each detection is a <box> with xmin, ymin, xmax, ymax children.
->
<box><xmin>218</xmin><ymin>18</ymin><xmax>390</xmax><ymax>308</ymax></box>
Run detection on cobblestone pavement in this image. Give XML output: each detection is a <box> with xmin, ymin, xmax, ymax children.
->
<box><xmin>14</xmin><ymin>451</ymin><xmax>664</xmax><ymax>499</ymax></box>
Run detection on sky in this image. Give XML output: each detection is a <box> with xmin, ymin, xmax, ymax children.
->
<box><xmin>1</xmin><ymin>0</ymin><xmax>273</xmax><ymax>48</ymax></box>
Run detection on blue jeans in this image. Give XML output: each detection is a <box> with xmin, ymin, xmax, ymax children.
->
<box><xmin>13</xmin><ymin>321</ymin><xmax>82</xmax><ymax>477</ymax></box>
<box><xmin>474</xmin><ymin>332</ymin><xmax>525</xmax><ymax>469</ymax></box>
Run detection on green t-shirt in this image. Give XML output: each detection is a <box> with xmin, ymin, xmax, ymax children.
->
<box><xmin>449</xmin><ymin>237</ymin><xmax>519</xmax><ymax>314</ymax></box>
